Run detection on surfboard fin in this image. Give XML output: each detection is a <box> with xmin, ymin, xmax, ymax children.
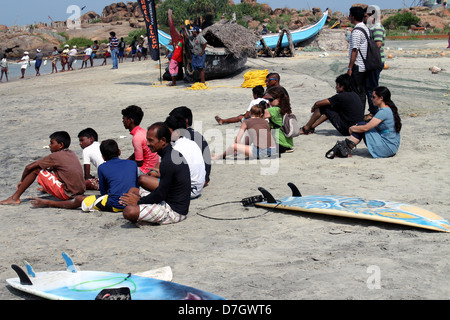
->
<box><xmin>23</xmin><ymin>260</ymin><xmax>36</xmax><ymax>278</ymax></box>
<box><xmin>62</xmin><ymin>252</ymin><xmax>78</xmax><ymax>273</ymax></box>
<box><xmin>11</xmin><ymin>264</ymin><xmax>33</xmax><ymax>286</ymax></box>
<box><xmin>287</xmin><ymin>183</ymin><xmax>302</xmax><ymax>197</ymax></box>
<box><xmin>257</xmin><ymin>187</ymin><xmax>277</xmax><ymax>203</ymax></box>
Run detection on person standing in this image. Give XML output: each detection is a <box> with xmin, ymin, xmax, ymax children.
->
<box><xmin>0</xmin><ymin>54</ymin><xmax>8</xmax><ymax>82</ymax></box>
<box><xmin>61</xmin><ymin>44</ymin><xmax>69</xmax><ymax>72</ymax></box>
<box><xmin>182</xmin><ymin>26</ymin><xmax>207</xmax><ymax>83</ymax></box>
<box><xmin>109</xmin><ymin>31</ymin><xmax>119</xmax><ymax>69</ymax></box>
<box><xmin>90</xmin><ymin>40</ymin><xmax>99</xmax><ymax>67</ymax></box>
<box><xmin>347</xmin><ymin>6</ymin><xmax>369</xmax><ymax>109</ymax></box>
<box><xmin>364</xmin><ymin>5</ymin><xmax>386</xmax><ymax>121</ymax></box>
<box><xmin>67</xmin><ymin>46</ymin><xmax>77</xmax><ymax>71</ymax></box>
<box><xmin>51</xmin><ymin>46</ymin><xmax>59</xmax><ymax>74</ymax></box>
<box><xmin>118</xmin><ymin>37</ymin><xmax>126</xmax><ymax>63</ymax></box>
<box><xmin>35</xmin><ymin>49</ymin><xmax>43</xmax><ymax>76</ymax></box>
<box><xmin>140</xmin><ymin>34</ymin><xmax>148</xmax><ymax>60</ymax></box>
<box><xmin>19</xmin><ymin>51</ymin><xmax>30</xmax><ymax>79</ymax></box>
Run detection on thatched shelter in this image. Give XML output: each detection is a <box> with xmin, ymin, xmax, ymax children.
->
<box><xmin>201</xmin><ymin>23</ymin><xmax>260</xmax><ymax>58</ymax></box>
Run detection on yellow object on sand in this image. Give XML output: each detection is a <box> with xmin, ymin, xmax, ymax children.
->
<box><xmin>186</xmin><ymin>82</ymin><xmax>210</xmax><ymax>90</ymax></box>
<box><xmin>241</xmin><ymin>69</ymin><xmax>268</xmax><ymax>88</ymax></box>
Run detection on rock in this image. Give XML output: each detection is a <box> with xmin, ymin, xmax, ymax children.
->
<box><xmin>0</xmin><ymin>32</ymin><xmax>60</xmax><ymax>58</ymax></box>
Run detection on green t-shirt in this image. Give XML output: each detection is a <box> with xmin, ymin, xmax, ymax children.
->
<box><xmin>370</xmin><ymin>23</ymin><xmax>386</xmax><ymax>63</ymax></box>
<box><xmin>268</xmin><ymin>107</ymin><xmax>293</xmax><ymax>148</ymax></box>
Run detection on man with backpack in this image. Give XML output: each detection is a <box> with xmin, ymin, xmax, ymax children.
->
<box><xmin>347</xmin><ymin>6</ymin><xmax>370</xmax><ymax>109</ymax></box>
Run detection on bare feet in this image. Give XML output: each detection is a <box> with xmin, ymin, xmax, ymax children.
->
<box><xmin>215</xmin><ymin>116</ymin><xmax>223</xmax><ymax>125</ymax></box>
<box><xmin>0</xmin><ymin>196</ymin><xmax>20</xmax><ymax>205</ymax></box>
<box><xmin>30</xmin><ymin>197</ymin><xmax>49</xmax><ymax>208</ymax></box>
<box><xmin>211</xmin><ymin>153</ymin><xmax>224</xmax><ymax>160</ymax></box>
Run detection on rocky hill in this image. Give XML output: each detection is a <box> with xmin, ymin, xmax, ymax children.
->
<box><xmin>0</xmin><ymin>1</ymin><xmax>449</xmax><ymax>59</ymax></box>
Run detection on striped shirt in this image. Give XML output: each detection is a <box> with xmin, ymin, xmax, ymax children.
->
<box><xmin>370</xmin><ymin>23</ymin><xmax>386</xmax><ymax>63</ymax></box>
<box><xmin>349</xmin><ymin>22</ymin><xmax>369</xmax><ymax>72</ymax></box>
<box><xmin>110</xmin><ymin>36</ymin><xmax>119</xmax><ymax>49</ymax></box>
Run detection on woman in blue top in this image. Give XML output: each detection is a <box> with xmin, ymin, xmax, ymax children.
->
<box><xmin>347</xmin><ymin>86</ymin><xmax>401</xmax><ymax>158</ymax></box>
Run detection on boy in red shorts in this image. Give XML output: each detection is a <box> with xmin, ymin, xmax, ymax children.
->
<box><xmin>0</xmin><ymin>131</ymin><xmax>85</xmax><ymax>205</ymax></box>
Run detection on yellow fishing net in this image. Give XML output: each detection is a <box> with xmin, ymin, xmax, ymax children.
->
<box><xmin>186</xmin><ymin>82</ymin><xmax>211</xmax><ymax>90</ymax></box>
<box><xmin>241</xmin><ymin>69</ymin><xmax>268</xmax><ymax>88</ymax></box>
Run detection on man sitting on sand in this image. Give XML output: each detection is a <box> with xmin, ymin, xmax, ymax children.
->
<box><xmin>1</xmin><ymin>131</ymin><xmax>85</xmax><ymax>205</ymax></box>
<box><xmin>299</xmin><ymin>74</ymin><xmax>364</xmax><ymax>136</ymax></box>
<box><xmin>119</xmin><ymin>122</ymin><xmax>191</xmax><ymax>225</ymax></box>
<box><xmin>169</xmin><ymin>106</ymin><xmax>211</xmax><ymax>187</ymax></box>
<box><xmin>30</xmin><ymin>139</ymin><xmax>138</xmax><ymax>212</ymax></box>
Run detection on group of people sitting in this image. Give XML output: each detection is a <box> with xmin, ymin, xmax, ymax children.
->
<box><xmin>0</xmin><ymin>106</ymin><xmax>211</xmax><ymax>226</ymax></box>
<box><xmin>0</xmin><ymin>70</ymin><xmax>402</xmax><ymax>223</ymax></box>
<box><xmin>215</xmin><ymin>72</ymin><xmax>401</xmax><ymax>160</ymax></box>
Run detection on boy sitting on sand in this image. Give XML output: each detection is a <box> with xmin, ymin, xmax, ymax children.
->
<box><xmin>78</xmin><ymin>128</ymin><xmax>104</xmax><ymax>190</ymax></box>
<box><xmin>122</xmin><ymin>105</ymin><xmax>159</xmax><ymax>174</ymax></box>
<box><xmin>31</xmin><ymin>139</ymin><xmax>138</xmax><ymax>212</ymax></box>
<box><xmin>215</xmin><ymin>85</ymin><xmax>267</xmax><ymax>125</ymax></box>
<box><xmin>0</xmin><ymin>131</ymin><xmax>85</xmax><ymax>205</ymax></box>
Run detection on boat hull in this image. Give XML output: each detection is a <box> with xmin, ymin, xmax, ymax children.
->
<box><xmin>260</xmin><ymin>10</ymin><xmax>328</xmax><ymax>49</ymax></box>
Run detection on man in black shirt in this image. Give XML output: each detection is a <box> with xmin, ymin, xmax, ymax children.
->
<box><xmin>120</xmin><ymin>122</ymin><xmax>191</xmax><ymax>225</ymax></box>
<box><xmin>299</xmin><ymin>74</ymin><xmax>364</xmax><ymax>136</ymax></box>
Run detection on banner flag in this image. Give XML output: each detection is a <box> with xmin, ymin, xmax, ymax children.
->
<box><xmin>137</xmin><ymin>0</ymin><xmax>160</xmax><ymax>61</ymax></box>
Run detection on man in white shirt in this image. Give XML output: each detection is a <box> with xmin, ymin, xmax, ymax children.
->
<box><xmin>165</xmin><ymin>115</ymin><xmax>206</xmax><ymax>199</ymax></box>
<box><xmin>78</xmin><ymin>128</ymin><xmax>105</xmax><ymax>190</ymax></box>
<box><xmin>20</xmin><ymin>51</ymin><xmax>30</xmax><ymax>78</ymax></box>
<box><xmin>347</xmin><ymin>6</ymin><xmax>369</xmax><ymax>109</ymax></box>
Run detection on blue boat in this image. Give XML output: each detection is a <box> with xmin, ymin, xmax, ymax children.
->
<box><xmin>260</xmin><ymin>10</ymin><xmax>329</xmax><ymax>49</ymax></box>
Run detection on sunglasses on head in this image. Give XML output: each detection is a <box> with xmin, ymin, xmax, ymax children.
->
<box><xmin>266</xmin><ymin>78</ymin><xmax>277</xmax><ymax>81</ymax></box>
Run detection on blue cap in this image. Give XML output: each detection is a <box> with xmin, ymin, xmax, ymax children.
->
<box><xmin>193</xmin><ymin>26</ymin><xmax>200</xmax><ymax>32</ymax></box>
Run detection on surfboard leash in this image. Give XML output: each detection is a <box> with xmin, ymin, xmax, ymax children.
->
<box><xmin>196</xmin><ymin>196</ymin><xmax>282</xmax><ymax>221</ymax></box>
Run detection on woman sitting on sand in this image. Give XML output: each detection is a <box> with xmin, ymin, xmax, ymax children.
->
<box><xmin>329</xmin><ymin>86</ymin><xmax>401</xmax><ymax>159</ymax></box>
<box><xmin>263</xmin><ymin>86</ymin><xmax>294</xmax><ymax>154</ymax></box>
<box><xmin>212</xmin><ymin>104</ymin><xmax>276</xmax><ymax>160</ymax></box>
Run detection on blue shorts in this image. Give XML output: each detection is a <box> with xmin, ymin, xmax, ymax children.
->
<box><xmin>252</xmin><ymin>146</ymin><xmax>276</xmax><ymax>159</ymax></box>
<box><xmin>35</xmin><ymin>60</ymin><xmax>42</xmax><ymax>68</ymax></box>
<box><xmin>191</xmin><ymin>54</ymin><xmax>206</xmax><ymax>71</ymax></box>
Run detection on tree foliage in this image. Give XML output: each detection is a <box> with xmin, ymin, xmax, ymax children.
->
<box><xmin>155</xmin><ymin>0</ymin><xmax>274</xmax><ymax>31</ymax></box>
<box><xmin>382</xmin><ymin>12</ymin><xmax>420</xmax><ymax>30</ymax></box>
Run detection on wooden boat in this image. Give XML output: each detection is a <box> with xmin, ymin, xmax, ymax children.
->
<box><xmin>260</xmin><ymin>10</ymin><xmax>329</xmax><ymax>49</ymax></box>
<box><xmin>158</xmin><ymin>29</ymin><xmax>247</xmax><ymax>81</ymax></box>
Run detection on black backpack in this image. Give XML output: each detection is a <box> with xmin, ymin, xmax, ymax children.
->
<box><xmin>354</xmin><ymin>27</ymin><xmax>383</xmax><ymax>72</ymax></box>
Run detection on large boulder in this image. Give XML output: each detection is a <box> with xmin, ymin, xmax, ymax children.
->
<box><xmin>0</xmin><ymin>32</ymin><xmax>60</xmax><ymax>58</ymax></box>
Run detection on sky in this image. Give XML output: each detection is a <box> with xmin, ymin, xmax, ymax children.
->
<box><xmin>0</xmin><ymin>0</ymin><xmax>413</xmax><ymax>27</ymax></box>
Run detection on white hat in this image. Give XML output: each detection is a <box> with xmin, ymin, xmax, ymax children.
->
<box><xmin>73</xmin><ymin>45</ymin><xmax>77</xmax><ymax>48</ymax></box>
<box><xmin>36</xmin><ymin>49</ymin><xmax>41</xmax><ymax>52</ymax></box>
<box><xmin>65</xmin><ymin>44</ymin><xmax>69</xmax><ymax>47</ymax></box>
<box><xmin>24</xmin><ymin>51</ymin><xmax>29</xmax><ymax>54</ymax></box>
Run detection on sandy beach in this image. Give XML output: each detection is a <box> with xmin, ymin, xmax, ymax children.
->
<box><xmin>0</xmin><ymin>39</ymin><xmax>449</xmax><ymax>301</ymax></box>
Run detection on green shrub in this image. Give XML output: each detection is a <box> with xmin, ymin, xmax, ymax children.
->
<box><xmin>63</xmin><ymin>37</ymin><xmax>94</xmax><ymax>49</ymax></box>
<box><xmin>382</xmin><ymin>12</ymin><xmax>420</xmax><ymax>30</ymax></box>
